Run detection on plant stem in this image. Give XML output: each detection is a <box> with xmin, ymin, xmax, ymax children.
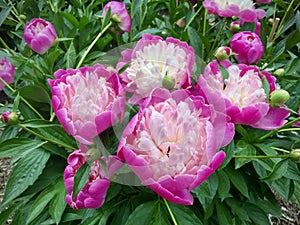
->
<box><xmin>271</xmin><ymin>147</ymin><xmax>290</xmax><ymax>153</ymax></box>
<box><xmin>0</xmin><ymin>37</ymin><xmax>15</xmax><ymax>56</ymax></box>
<box><xmin>259</xmin><ymin>117</ymin><xmax>300</xmax><ymax>141</ymax></box>
<box><xmin>19</xmin><ymin>124</ymin><xmax>75</xmax><ymax>150</ymax></box>
<box><xmin>207</xmin><ymin>20</ymin><xmax>226</xmax><ymax>61</ymax></box>
<box><xmin>0</xmin><ymin>77</ymin><xmax>45</xmax><ymax>119</ymax></box>
<box><xmin>183</xmin><ymin>6</ymin><xmax>202</xmax><ymax>32</ymax></box>
<box><xmin>76</xmin><ymin>21</ymin><xmax>112</xmax><ymax>69</ymax></box>
<box><xmin>163</xmin><ymin>198</ymin><xmax>178</xmax><ymax>225</ymax></box>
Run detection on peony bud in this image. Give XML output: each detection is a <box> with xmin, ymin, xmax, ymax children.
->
<box><xmin>230</xmin><ymin>31</ymin><xmax>264</xmax><ymax>64</ymax></box>
<box><xmin>269</xmin><ymin>89</ymin><xmax>290</xmax><ymax>107</ymax></box>
<box><xmin>230</xmin><ymin>21</ymin><xmax>241</xmax><ymax>33</ymax></box>
<box><xmin>1</xmin><ymin>112</ymin><xmax>19</xmax><ymax>125</ymax></box>
<box><xmin>215</xmin><ymin>46</ymin><xmax>232</xmax><ymax>62</ymax></box>
<box><xmin>102</xmin><ymin>1</ymin><xmax>131</xmax><ymax>33</ymax></box>
<box><xmin>162</xmin><ymin>74</ymin><xmax>175</xmax><ymax>90</ymax></box>
<box><xmin>289</xmin><ymin>149</ymin><xmax>300</xmax><ymax>163</ymax></box>
<box><xmin>274</xmin><ymin>68</ymin><xmax>285</xmax><ymax>77</ymax></box>
<box><xmin>24</xmin><ymin>18</ymin><xmax>57</xmax><ymax>54</ymax></box>
<box><xmin>0</xmin><ymin>57</ymin><xmax>15</xmax><ymax>91</ymax></box>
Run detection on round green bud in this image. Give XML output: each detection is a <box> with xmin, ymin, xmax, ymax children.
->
<box><xmin>273</xmin><ymin>68</ymin><xmax>285</xmax><ymax>77</ymax></box>
<box><xmin>269</xmin><ymin>89</ymin><xmax>290</xmax><ymax>107</ymax></box>
<box><xmin>289</xmin><ymin>149</ymin><xmax>300</xmax><ymax>163</ymax></box>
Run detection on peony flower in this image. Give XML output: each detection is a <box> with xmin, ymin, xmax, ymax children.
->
<box><xmin>64</xmin><ymin>150</ymin><xmax>122</xmax><ymax>209</ymax></box>
<box><xmin>203</xmin><ymin>0</ymin><xmax>266</xmax><ymax>22</ymax></box>
<box><xmin>118</xmin><ymin>88</ymin><xmax>234</xmax><ymax>205</ymax></box>
<box><xmin>0</xmin><ymin>57</ymin><xmax>15</xmax><ymax>91</ymax></box>
<box><xmin>102</xmin><ymin>1</ymin><xmax>131</xmax><ymax>33</ymax></box>
<box><xmin>24</xmin><ymin>18</ymin><xmax>57</xmax><ymax>54</ymax></box>
<box><xmin>117</xmin><ymin>34</ymin><xmax>195</xmax><ymax>104</ymax></box>
<box><xmin>230</xmin><ymin>31</ymin><xmax>264</xmax><ymax>64</ymax></box>
<box><xmin>197</xmin><ymin>60</ymin><xmax>290</xmax><ymax>130</ymax></box>
<box><xmin>48</xmin><ymin>64</ymin><xmax>125</xmax><ymax>145</ymax></box>
<box><xmin>256</xmin><ymin>0</ymin><xmax>271</xmax><ymax>4</ymax></box>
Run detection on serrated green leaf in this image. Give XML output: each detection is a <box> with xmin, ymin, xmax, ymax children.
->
<box><xmin>0</xmin><ymin>138</ymin><xmax>46</xmax><ymax>158</ymax></box>
<box><xmin>1</xmin><ymin>149</ymin><xmax>50</xmax><ymax>208</ymax></box>
<box><xmin>72</xmin><ymin>163</ymin><xmax>91</xmax><ymax>199</ymax></box>
<box><xmin>169</xmin><ymin>203</ymin><xmax>204</xmax><ymax>225</ymax></box>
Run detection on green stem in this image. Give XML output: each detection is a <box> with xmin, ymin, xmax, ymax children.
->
<box><xmin>233</xmin><ymin>155</ymin><xmax>289</xmax><ymax>159</ymax></box>
<box><xmin>0</xmin><ymin>77</ymin><xmax>45</xmax><ymax>120</ymax></box>
<box><xmin>259</xmin><ymin>117</ymin><xmax>300</xmax><ymax>141</ymax></box>
<box><xmin>271</xmin><ymin>147</ymin><xmax>290</xmax><ymax>153</ymax></box>
<box><xmin>202</xmin><ymin>9</ymin><xmax>207</xmax><ymax>60</ymax></box>
<box><xmin>0</xmin><ymin>37</ymin><xmax>15</xmax><ymax>56</ymax></box>
<box><xmin>19</xmin><ymin>124</ymin><xmax>75</xmax><ymax>150</ymax></box>
<box><xmin>183</xmin><ymin>6</ymin><xmax>202</xmax><ymax>32</ymax></box>
<box><xmin>76</xmin><ymin>21</ymin><xmax>112</xmax><ymax>69</ymax></box>
<box><xmin>163</xmin><ymin>198</ymin><xmax>178</xmax><ymax>225</ymax></box>
<box><xmin>207</xmin><ymin>20</ymin><xmax>226</xmax><ymax>61</ymax></box>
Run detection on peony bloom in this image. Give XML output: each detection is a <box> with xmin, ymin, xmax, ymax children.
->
<box><xmin>230</xmin><ymin>31</ymin><xmax>264</xmax><ymax>64</ymax></box>
<box><xmin>118</xmin><ymin>88</ymin><xmax>234</xmax><ymax>205</ymax></box>
<box><xmin>102</xmin><ymin>1</ymin><xmax>131</xmax><ymax>33</ymax></box>
<box><xmin>197</xmin><ymin>60</ymin><xmax>290</xmax><ymax>130</ymax></box>
<box><xmin>203</xmin><ymin>0</ymin><xmax>266</xmax><ymax>22</ymax></box>
<box><xmin>24</xmin><ymin>18</ymin><xmax>57</xmax><ymax>54</ymax></box>
<box><xmin>48</xmin><ymin>64</ymin><xmax>125</xmax><ymax>145</ymax></box>
<box><xmin>117</xmin><ymin>34</ymin><xmax>195</xmax><ymax>104</ymax></box>
<box><xmin>64</xmin><ymin>150</ymin><xmax>122</xmax><ymax>209</ymax></box>
<box><xmin>0</xmin><ymin>57</ymin><xmax>15</xmax><ymax>91</ymax></box>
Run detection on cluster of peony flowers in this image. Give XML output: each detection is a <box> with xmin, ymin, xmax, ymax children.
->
<box><xmin>10</xmin><ymin>0</ymin><xmax>289</xmax><ymax>209</ymax></box>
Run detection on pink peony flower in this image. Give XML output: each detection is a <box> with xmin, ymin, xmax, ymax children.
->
<box><xmin>118</xmin><ymin>88</ymin><xmax>234</xmax><ymax>205</ymax></box>
<box><xmin>117</xmin><ymin>34</ymin><xmax>195</xmax><ymax>105</ymax></box>
<box><xmin>230</xmin><ymin>31</ymin><xmax>264</xmax><ymax>64</ymax></box>
<box><xmin>0</xmin><ymin>57</ymin><xmax>15</xmax><ymax>91</ymax></box>
<box><xmin>102</xmin><ymin>1</ymin><xmax>131</xmax><ymax>33</ymax></box>
<box><xmin>48</xmin><ymin>64</ymin><xmax>125</xmax><ymax>145</ymax></box>
<box><xmin>203</xmin><ymin>0</ymin><xmax>266</xmax><ymax>22</ymax></box>
<box><xmin>64</xmin><ymin>150</ymin><xmax>122</xmax><ymax>209</ymax></box>
<box><xmin>197</xmin><ymin>60</ymin><xmax>290</xmax><ymax>130</ymax></box>
<box><xmin>24</xmin><ymin>18</ymin><xmax>57</xmax><ymax>54</ymax></box>
<box><xmin>256</xmin><ymin>0</ymin><xmax>271</xmax><ymax>4</ymax></box>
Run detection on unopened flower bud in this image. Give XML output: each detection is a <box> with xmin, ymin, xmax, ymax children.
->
<box><xmin>274</xmin><ymin>68</ymin><xmax>285</xmax><ymax>77</ymax></box>
<box><xmin>85</xmin><ymin>147</ymin><xmax>101</xmax><ymax>164</ymax></box>
<box><xmin>162</xmin><ymin>74</ymin><xmax>175</xmax><ymax>90</ymax></box>
<box><xmin>19</xmin><ymin>14</ymin><xmax>26</xmax><ymax>20</ymax></box>
<box><xmin>230</xmin><ymin>21</ymin><xmax>241</xmax><ymax>33</ymax></box>
<box><xmin>289</xmin><ymin>149</ymin><xmax>300</xmax><ymax>163</ymax></box>
<box><xmin>215</xmin><ymin>46</ymin><xmax>232</xmax><ymax>62</ymax></box>
<box><xmin>269</xmin><ymin>89</ymin><xmax>290</xmax><ymax>107</ymax></box>
<box><xmin>0</xmin><ymin>112</ymin><xmax>19</xmax><ymax>125</ymax></box>
<box><xmin>111</xmin><ymin>14</ymin><xmax>121</xmax><ymax>23</ymax></box>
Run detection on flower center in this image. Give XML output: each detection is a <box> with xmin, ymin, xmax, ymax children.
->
<box><xmin>30</xmin><ymin>21</ymin><xmax>47</xmax><ymax>35</ymax></box>
<box><xmin>58</xmin><ymin>71</ymin><xmax>116</xmax><ymax>126</ymax></box>
<box><xmin>128</xmin><ymin>99</ymin><xmax>209</xmax><ymax>180</ymax></box>
<box><xmin>125</xmin><ymin>40</ymin><xmax>188</xmax><ymax>97</ymax></box>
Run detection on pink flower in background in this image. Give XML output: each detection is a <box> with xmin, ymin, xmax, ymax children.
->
<box><xmin>117</xmin><ymin>34</ymin><xmax>195</xmax><ymax>104</ymax></box>
<box><xmin>64</xmin><ymin>150</ymin><xmax>122</xmax><ymax>209</ymax></box>
<box><xmin>197</xmin><ymin>60</ymin><xmax>290</xmax><ymax>130</ymax></box>
<box><xmin>230</xmin><ymin>31</ymin><xmax>264</xmax><ymax>64</ymax></box>
<box><xmin>24</xmin><ymin>18</ymin><xmax>57</xmax><ymax>54</ymax></box>
<box><xmin>0</xmin><ymin>57</ymin><xmax>15</xmax><ymax>91</ymax></box>
<box><xmin>118</xmin><ymin>88</ymin><xmax>234</xmax><ymax>205</ymax></box>
<box><xmin>203</xmin><ymin>0</ymin><xmax>266</xmax><ymax>22</ymax></box>
<box><xmin>102</xmin><ymin>1</ymin><xmax>131</xmax><ymax>33</ymax></box>
<box><xmin>49</xmin><ymin>64</ymin><xmax>125</xmax><ymax>145</ymax></box>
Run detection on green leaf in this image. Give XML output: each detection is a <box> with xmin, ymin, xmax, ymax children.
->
<box><xmin>215</xmin><ymin>200</ymin><xmax>233</xmax><ymax>225</ymax></box>
<box><xmin>72</xmin><ymin>163</ymin><xmax>91</xmax><ymax>199</ymax></box>
<box><xmin>169</xmin><ymin>203</ymin><xmax>204</xmax><ymax>225</ymax></box>
<box><xmin>125</xmin><ymin>201</ymin><xmax>157</xmax><ymax>225</ymax></box>
<box><xmin>20</xmin><ymin>119</ymin><xmax>62</xmax><ymax>128</ymax></box>
<box><xmin>192</xmin><ymin>172</ymin><xmax>218</xmax><ymax>199</ymax></box>
<box><xmin>1</xmin><ymin>148</ymin><xmax>50</xmax><ymax>207</ymax></box>
<box><xmin>49</xmin><ymin>178</ymin><xmax>67</xmax><ymax>225</ymax></box>
<box><xmin>244</xmin><ymin>203</ymin><xmax>270</xmax><ymax>225</ymax></box>
<box><xmin>0</xmin><ymin>138</ymin><xmax>46</xmax><ymax>158</ymax></box>
<box><xmin>234</xmin><ymin>140</ymin><xmax>257</xmax><ymax>169</ymax></box>
<box><xmin>17</xmin><ymin>85</ymin><xmax>51</xmax><ymax>105</ymax></box>
<box><xmin>285</xmin><ymin>29</ymin><xmax>300</xmax><ymax>50</ymax></box>
<box><xmin>262</xmin><ymin>76</ymin><xmax>270</xmax><ymax>97</ymax></box>
<box><xmin>64</xmin><ymin>41</ymin><xmax>76</xmax><ymax>68</ymax></box>
<box><xmin>0</xmin><ymin>3</ymin><xmax>12</xmax><ymax>27</ymax></box>
<box><xmin>219</xmin><ymin>140</ymin><xmax>235</xmax><ymax>169</ymax></box>
<box><xmin>187</xmin><ymin>26</ymin><xmax>202</xmax><ymax>57</ymax></box>
<box><xmin>217</xmin><ymin>170</ymin><xmax>231</xmax><ymax>201</ymax></box>
<box><xmin>225</xmin><ymin>166</ymin><xmax>249</xmax><ymax>198</ymax></box>
<box><xmin>261</xmin><ymin>159</ymin><xmax>289</xmax><ymax>182</ymax></box>
<box><xmin>110</xmin><ymin>201</ymin><xmax>131</xmax><ymax>225</ymax></box>
<box><xmin>225</xmin><ymin>198</ymin><xmax>250</xmax><ymax>222</ymax></box>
